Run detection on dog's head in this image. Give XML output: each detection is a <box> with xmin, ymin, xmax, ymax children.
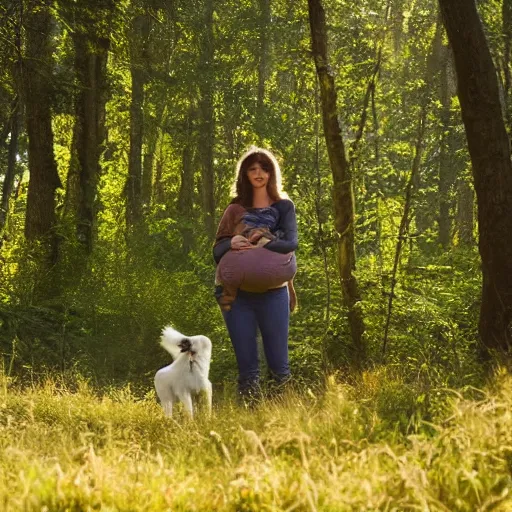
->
<box><xmin>176</xmin><ymin>335</ymin><xmax>211</xmax><ymax>368</ymax></box>
<box><xmin>178</xmin><ymin>338</ymin><xmax>191</xmax><ymax>353</ymax></box>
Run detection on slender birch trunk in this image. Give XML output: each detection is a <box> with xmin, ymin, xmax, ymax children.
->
<box><xmin>308</xmin><ymin>0</ymin><xmax>365</xmax><ymax>360</ymax></box>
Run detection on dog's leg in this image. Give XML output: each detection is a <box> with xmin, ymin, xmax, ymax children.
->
<box><xmin>154</xmin><ymin>368</ymin><xmax>175</xmax><ymax>417</ymax></box>
<box><xmin>180</xmin><ymin>393</ymin><xmax>194</xmax><ymax>418</ymax></box>
<box><xmin>161</xmin><ymin>400</ymin><xmax>173</xmax><ymax>417</ymax></box>
<box><xmin>206</xmin><ymin>381</ymin><xmax>213</xmax><ymax>416</ymax></box>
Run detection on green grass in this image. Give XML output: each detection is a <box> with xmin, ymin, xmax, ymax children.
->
<box><xmin>0</xmin><ymin>370</ymin><xmax>511</xmax><ymax>511</ymax></box>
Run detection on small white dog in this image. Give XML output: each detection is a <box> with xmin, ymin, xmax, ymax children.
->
<box><xmin>154</xmin><ymin>326</ymin><xmax>212</xmax><ymax>418</ymax></box>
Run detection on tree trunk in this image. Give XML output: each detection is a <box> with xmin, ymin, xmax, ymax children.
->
<box><xmin>178</xmin><ymin>138</ymin><xmax>195</xmax><ymax>255</ymax></box>
<box><xmin>439</xmin><ymin>0</ymin><xmax>512</xmax><ymax>352</ymax></box>
<box><xmin>64</xmin><ymin>117</ymin><xmax>80</xmax><ymax>220</ymax></box>
<box><xmin>383</xmin><ymin>107</ymin><xmax>427</xmax><ymax>357</ymax></box>
<box><xmin>141</xmin><ymin>135</ymin><xmax>154</xmax><ymax>212</ymax></box>
<box><xmin>1</xmin><ymin>97</ymin><xmax>20</xmax><ymax>149</ymax></box>
<box><xmin>313</xmin><ymin>83</ymin><xmax>331</xmax><ymax>341</ymax></box>
<box><xmin>371</xmin><ymin>85</ymin><xmax>384</xmax><ymax>270</ymax></box>
<box><xmin>438</xmin><ymin>43</ymin><xmax>457</xmax><ymax>249</ymax></box>
<box><xmin>23</xmin><ymin>1</ymin><xmax>61</xmax><ymax>245</ymax></box>
<box><xmin>153</xmin><ymin>143</ymin><xmax>165</xmax><ymax>208</ymax></box>
<box><xmin>199</xmin><ymin>0</ymin><xmax>216</xmax><ymax>239</ymax></box>
<box><xmin>503</xmin><ymin>0</ymin><xmax>512</xmax><ymax>134</ymax></box>
<box><xmin>141</xmin><ymin>103</ymin><xmax>165</xmax><ymax>210</ymax></box>
<box><xmin>177</xmin><ymin>107</ymin><xmax>196</xmax><ymax>254</ymax></box>
<box><xmin>0</xmin><ymin>101</ymin><xmax>21</xmax><ymax>236</ymax></box>
<box><xmin>308</xmin><ymin>0</ymin><xmax>365</xmax><ymax>360</ymax></box>
<box><xmin>412</xmin><ymin>17</ymin><xmax>443</xmax><ymax>238</ymax></box>
<box><xmin>256</xmin><ymin>0</ymin><xmax>271</xmax><ymax>140</ymax></box>
<box><xmin>126</xmin><ymin>13</ymin><xmax>150</xmax><ymax>229</ymax></box>
<box><xmin>456</xmin><ymin>177</ymin><xmax>474</xmax><ymax>246</ymax></box>
<box><xmin>67</xmin><ymin>25</ymin><xmax>110</xmax><ymax>253</ymax></box>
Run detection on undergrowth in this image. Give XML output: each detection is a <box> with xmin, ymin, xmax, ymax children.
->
<box><xmin>1</xmin><ymin>368</ymin><xmax>511</xmax><ymax>511</ymax></box>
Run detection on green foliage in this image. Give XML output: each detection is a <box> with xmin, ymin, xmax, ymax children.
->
<box><xmin>0</xmin><ymin>0</ymin><xmax>499</xmax><ymax>395</ymax></box>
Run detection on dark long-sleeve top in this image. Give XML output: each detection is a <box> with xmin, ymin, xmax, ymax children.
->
<box><xmin>213</xmin><ymin>199</ymin><xmax>298</xmax><ymax>264</ymax></box>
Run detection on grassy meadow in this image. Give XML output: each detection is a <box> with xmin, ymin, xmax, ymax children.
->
<box><xmin>1</xmin><ymin>369</ymin><xmax>511</xmax><ymax>512</ymax></box>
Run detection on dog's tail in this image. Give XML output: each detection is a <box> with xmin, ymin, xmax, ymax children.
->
<box><xmin>160</xmin><ymin>326</ymin><xmax>188</xmax><ymax>360</ymax></box>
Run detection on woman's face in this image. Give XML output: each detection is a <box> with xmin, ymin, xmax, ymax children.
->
<box><xmin>246</xmin><ymin>162</ymin><xmax>270</xmax><ymax>190</ymax></box>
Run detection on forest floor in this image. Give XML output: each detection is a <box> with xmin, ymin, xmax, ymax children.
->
<box><xmin>0</xmin><ymin>369</ymin><xmax>511</xmax><ymax>511</ymax></box>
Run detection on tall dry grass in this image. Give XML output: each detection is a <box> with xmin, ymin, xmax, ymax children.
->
<box><xmin>0</xmin><ymin>370</ymin><xmax>511</xmax><ymax>511</ymax></box>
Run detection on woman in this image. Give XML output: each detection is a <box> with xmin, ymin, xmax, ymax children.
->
<box><xmin>213</xmin><ymin>147</ymin><xmax>298</xmax><ymax>400</ymax></box>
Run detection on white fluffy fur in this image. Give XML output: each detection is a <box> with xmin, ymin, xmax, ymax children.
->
<box><xmin>154</xmin><ymin>326</ymin><xmax>212</xmax><ymax>418</ymax></box>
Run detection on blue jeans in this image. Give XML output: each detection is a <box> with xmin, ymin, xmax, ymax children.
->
<box><xmin>222</xmin><ymin>286</ymin><xmax>290</xmax><ymax>395</ymax></box>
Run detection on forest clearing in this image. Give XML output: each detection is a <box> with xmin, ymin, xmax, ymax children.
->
<box><xmin>1</xmin><ymin>370</ymin><xmax>512</xmax><ymax>511</ymax></box>
<box><xmin>1</xmin><ymin>0</ymin><xmax>512</xmax><ymax>509</ymax></box>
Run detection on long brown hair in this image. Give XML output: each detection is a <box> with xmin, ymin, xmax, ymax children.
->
<box><xmin>230</xmin><ymin>147</ymin><xmax>287</xmax><ymax>207</ymax></box>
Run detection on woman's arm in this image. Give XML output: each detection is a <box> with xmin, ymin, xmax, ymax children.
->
<box><xmin>213</xmin><ymin>203</ymin><xmax>251</xmax><ymax>263</ymax></box>
<box><xmin>213</xmin><ymin>204</ymin><xmax>236</xmax><ymax>264</ymax></box>
<box><xmin>265</xmin><ymin>199</ymin><xmax>298</xmax><ymax>254</ymax></box>
<box><xmin>213</xmin><ymin>237</ymin><xmax>232</xmax><ymax>264</ymax></box>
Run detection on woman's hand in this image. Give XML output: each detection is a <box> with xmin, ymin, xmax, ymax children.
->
<box><xmin>247</xmin><ymin>228</ymin><xmax>264</xmax><ymax>243</ymax></box>
<box><xmin>255</xmin><ymin>236</ymin><xmax>271</xmax><ymax>247</ymax></box>
<box><xmin>231</xmin><ymin>235</ymin><xmax>253</xmax><ymax>250</ymax></box>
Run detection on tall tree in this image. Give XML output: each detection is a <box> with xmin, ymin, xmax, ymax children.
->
<box><xmin>437</xmin><ymin>43</ymin><xmax>457</xmax><ymax>249</ymax></box>
<box><xmin>0</xmin><ymin>100</ymin><xmax>20</xmax><ymax>237</ymax></box>
<box><xmin>503</xmin><ymin>0</ymin><xmax>512</xmax><ymax>135</ymax></box>
<box><xmin>65</xmin><ymin>1</ymin><xmax>113</xmax><ymax>253</ymax></box>
<box><xmin>23</xmin><ymin>0</ymin><xmax>62</xmax><ymax>246</ymax></box>
<box><xmin>198</xmin><ymin>0</ymin><xmax>216</xmax><ymax>239</ymax></box>
<box><xmin>439</xmin><ymin>0</ymin><xmax>512</xmax><ymax>352</ymax></box>
<box><xmin>141</xmin><ymin>103</ymin><xmax>163</xmax><ymax>210</ymax></box>
<box><xmin>177</xmin><ymin>109</ymin><xmax>196</xmax><ymax>255</ymax></box>
<box><xmin>456</xmin><ymin>174</ymin><xmax>474</xmax><ymax>246</ymax></box>
<box><xmin>126</xmin><ymin>10</ymin><xmax>151</xmax><ymax>229</ymax></box>
<box><xmin>0</xmin><ymin>0</ymin><xmax>22</xmax><ymax>238</ymax></box>
<box><xmin>308</xmin><ymin>0</ymin><xmax>365</xmax><ymax>360</ymax></box>
<box><xmin>409</xmin><ymin>12</ymin><xmax>443</xmax><ymax>239</ymax></box>
<box><xmin>383</xmin><ymin>106</ymin><xmax>427</xmax><ymax>357</ymax></box>
<box><xmin>256</xmin><ymin>0</ymin><xmax>271</xmax><ymax>141</ymax></box>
